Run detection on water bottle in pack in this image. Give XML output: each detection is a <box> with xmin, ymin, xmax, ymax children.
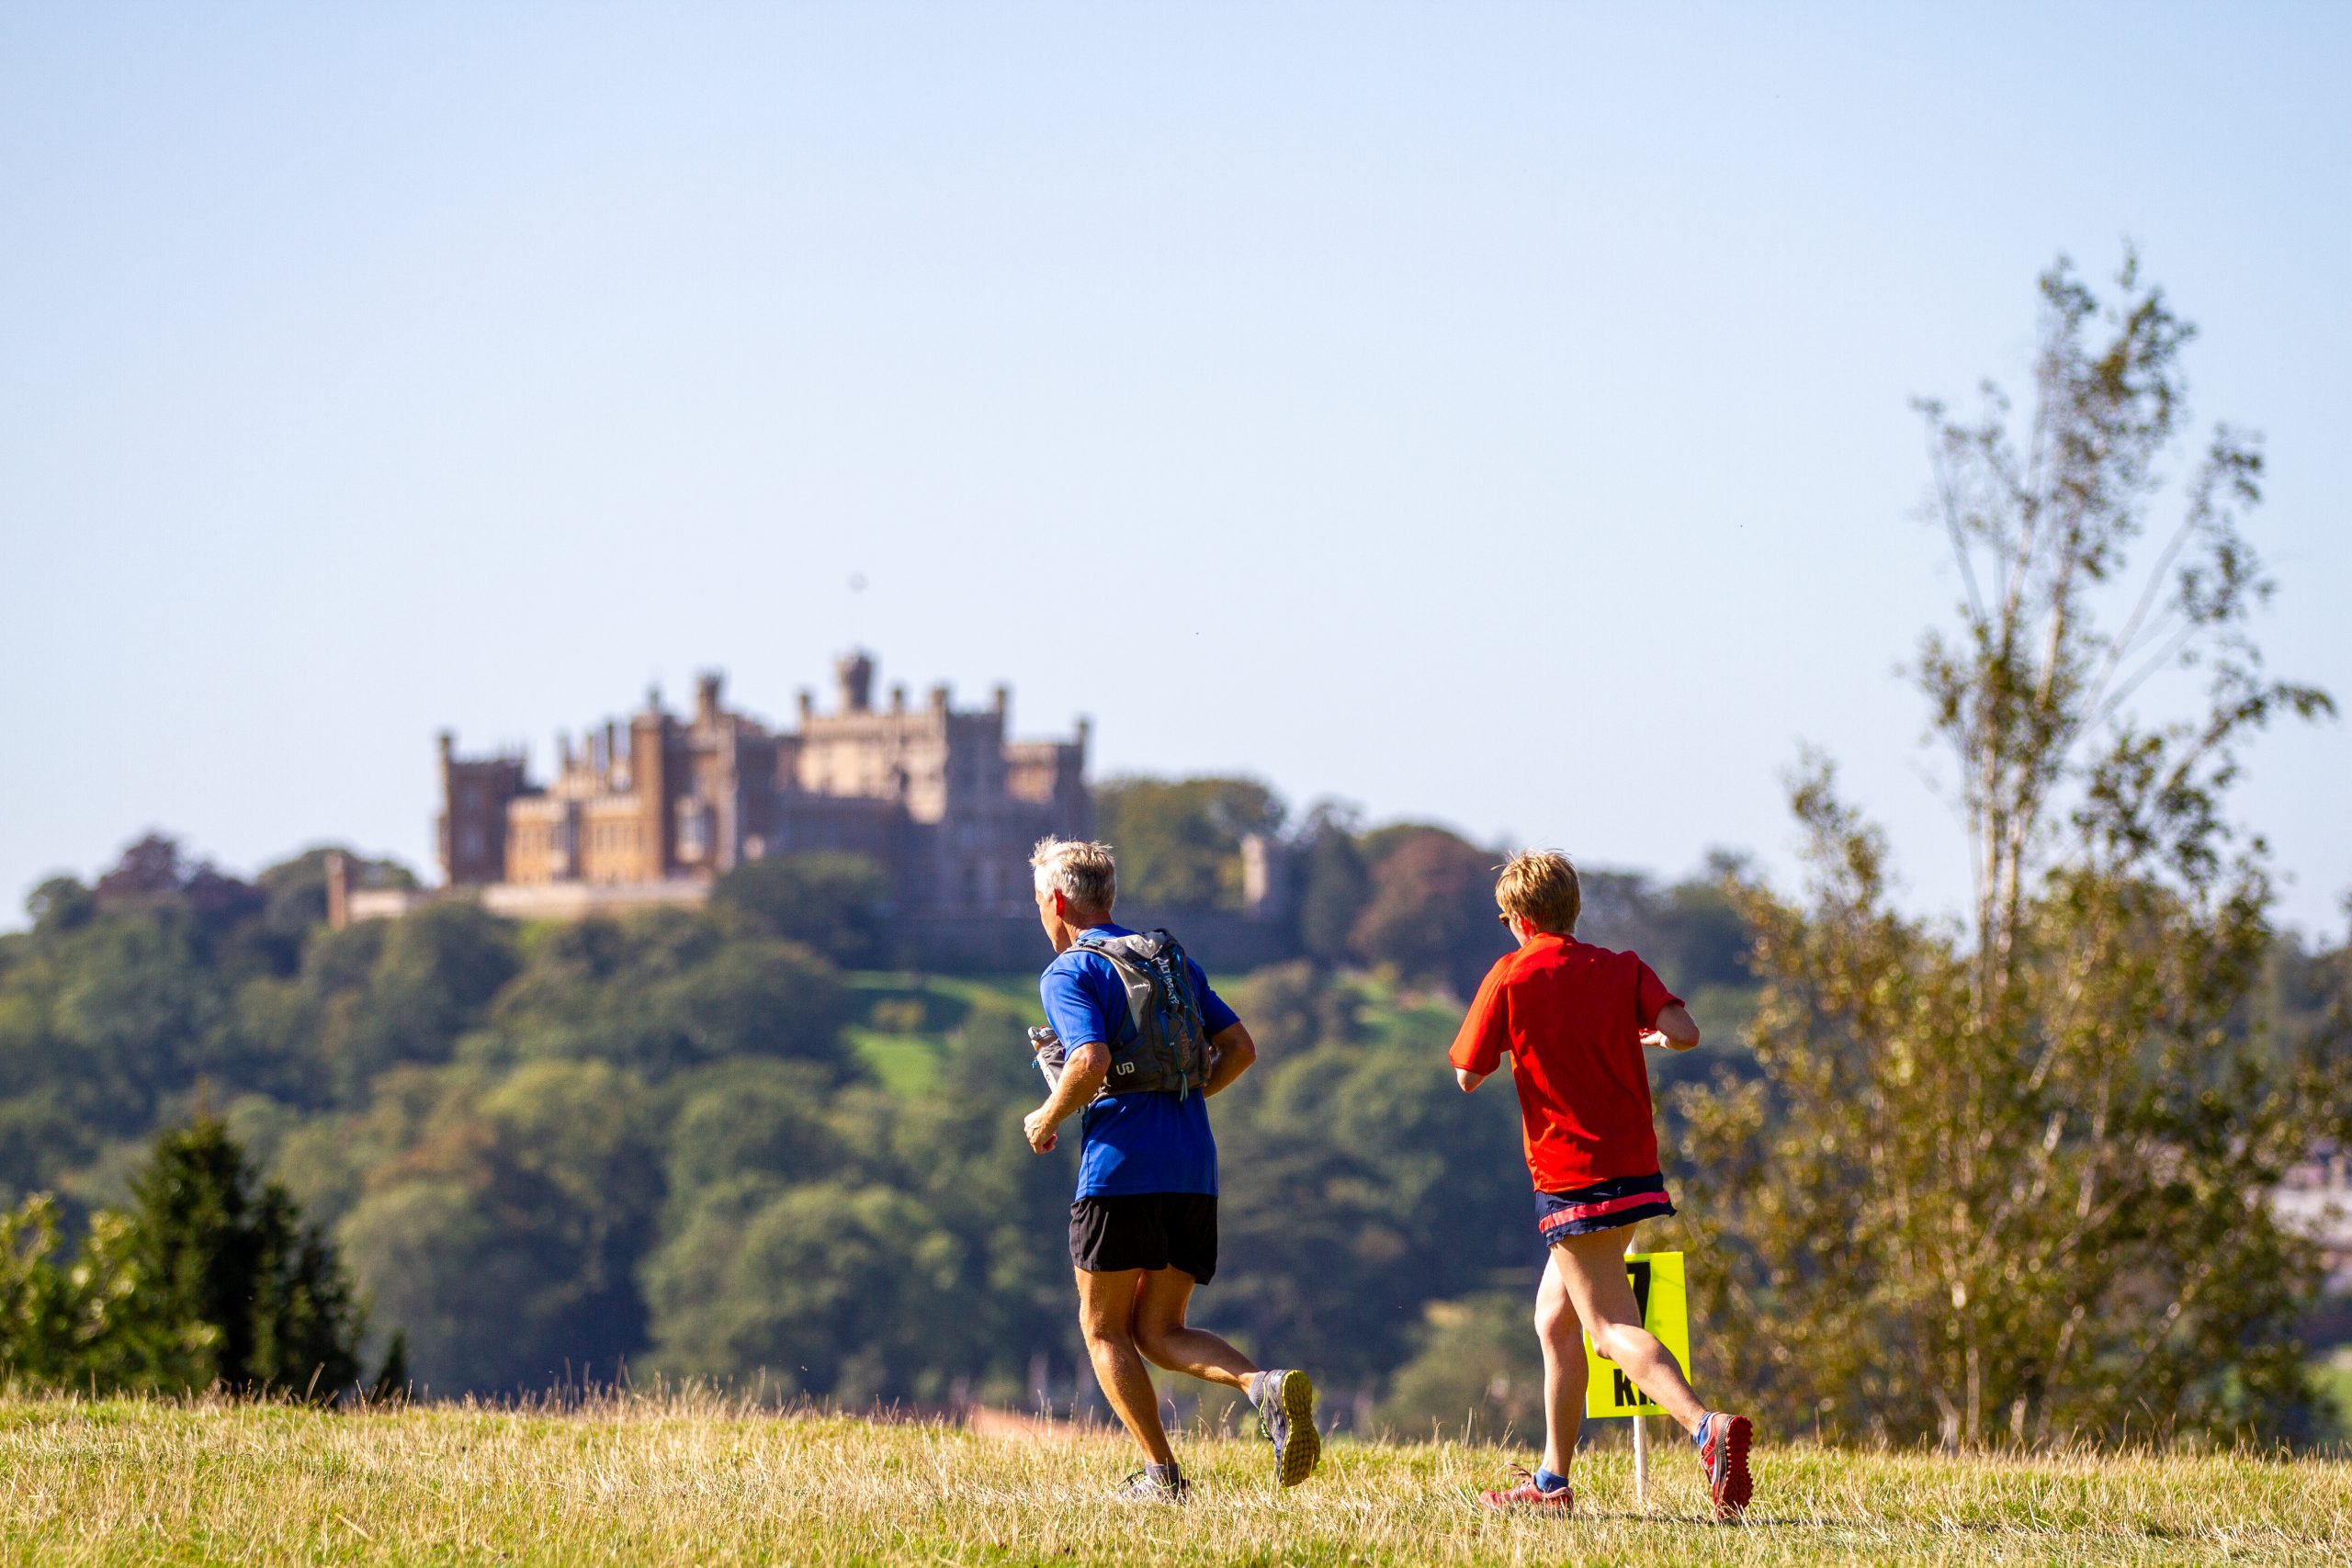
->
<box><xmin>1026</xmin><ymin>1024</ymin><xmax>1068</xmax><ymax>1089</ymax></box>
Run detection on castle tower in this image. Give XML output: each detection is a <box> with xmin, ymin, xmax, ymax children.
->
<box><xmin>836</xmin><ymin>650</ymin><xmax>876</xmax><ymax>714</ymax></box>
<box><xmin>631</xmin><ymin>692</ymin><xmax>673</xmax><ymax>880</ymax></box>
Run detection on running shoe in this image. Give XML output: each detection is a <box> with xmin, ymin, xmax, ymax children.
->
<box><xmin>1480</xmin><ymin>1465</ymin><xmax>1574</xmax><ymax>1511</ymax></box>
<box><xmin>1113</xmin><ymin>1469</ymin><xmax>1190</xmax><ymax>1504</ymax></box>
<box><xmin>1694</xmin><ymin>1411</ymin><xmax>1754</xmax><ymax>1521</ymax></box>
<box><xmin>1253</xmin><ymin>1369</ymin><xmax>1322</xmax><ymax>1487</ymax></box>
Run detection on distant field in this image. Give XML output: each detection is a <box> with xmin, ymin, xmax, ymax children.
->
<box><xmin>1</xmin><ymin>1397</ymin><xmax>2345</xmax><ymax>1565</ymax></box>
<box><xmin>843</xmin><ymin>971</ymin><xmax>1037</xmax><ymax>1092</ymax></box>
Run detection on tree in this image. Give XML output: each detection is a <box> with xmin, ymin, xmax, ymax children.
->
<box><xmin>246</xmin><ymin>847</ymin><xmax>416</xmax><ymax>976</ymax></box>
<box><xmin>1677</xmin><ymin>254</ymin><xmax>2338</xmax><ymax>1447</ymax></box>
<box><xmin>1295</xmin><ymin>804</ymin><xmax>1372</xmax><ymax>965</ymax></box>
<box><xmin>481</xmin><ymin>912</ymin><xmax>853</xmax><ymax>1081</ymax></box>
<box><xmin>130</xmin><ymin>1117</ymin><xmax>368</xmax><ymax>1396</ymax></box>
<box><xmin>93</xmin><ymin>833</ymin><xmax>266</xmax><ymax>933</ymax></box>
<box><xmin>642</xmin><ymin>1181</ymin><xmax>961</xmax><ymax>1404</ymax></box>
<box><xmin>334</xmin><ymin>1061</ymin><xmax>661</xmax><ymax>1393</ymax></box>
<box><xmin>0</xmin><ymin>1194</ymin><xmax>203</xmax><ymax>1391</ymax></box>
<box><xmin>1374</xmin><ymin>1293</ymin><xmax>1545</xmax><ymax>1440</ymax></box>
<box><xmin>1093</xmin><ymin>777</ymin><xmax>1285</xmax><ymax>909</ymax></box>
<box><xmin>712</xmin><ymin>852</ymin><xmax>891</xmax><ymax>966</ymax></box>
<box><xmin>1350</xmin><ymin>827</ymin><xmax>1508</xmax><ymax>996</ymax></box>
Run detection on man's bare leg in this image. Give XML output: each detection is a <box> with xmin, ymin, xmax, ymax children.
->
<box><xmin>1550</xmin><ymin>1229</ymin><xmax>1707</xmax><ymax>1434</ymax></box>
<box><xmin>1075</xmin><ymin>1266</ymin><xmax>1174</xmax><ymax>1466</ymax></box>
<box><xmin>1532</xmin><ymin>1251</ymin><xmax>1590</xmax><ymax>1477</ymax></box>
<box><xmin>1130</xmin><ymin>1268</ymin><xmax>1257</xmax><ymax>1392</ymax></box>
<box><xmin>1133</xmin><ymin>1264</ymin><xmax>1321</xmax><ymax>1487</ymax></box>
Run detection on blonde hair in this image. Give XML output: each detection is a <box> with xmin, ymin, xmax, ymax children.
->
<box><xmin>1496</xmin><ymin>849</ymin><xmax>1580</xmax><ymax>934</ymax></box>
<box><xmin>1031</xmin><ymin>837</ymin><xmax>1117</xmax><ymax>915</ymax></box>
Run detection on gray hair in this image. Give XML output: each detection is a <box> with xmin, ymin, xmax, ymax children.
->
<box><xmin>1031</xmin><ymin>837</ymin><xmax>1116</xmax><ymax>915</ymax></box>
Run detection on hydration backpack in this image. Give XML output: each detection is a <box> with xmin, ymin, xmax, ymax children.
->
<box><xmin>1069</xmin><ymin>929</ymin><xmax>1214</xmax><ymax>1098</ymax></box>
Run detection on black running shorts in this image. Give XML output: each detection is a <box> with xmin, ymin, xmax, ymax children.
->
<box><xmin>1069</xmin><ymin>1193</ymin><xmax>1218</xmax><ymax>1283</ymax></box>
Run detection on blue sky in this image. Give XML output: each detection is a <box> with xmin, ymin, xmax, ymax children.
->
<box><xmin>4</xmin><ymin>3</ymin><xmax>2346</xmax><ymax>938</ymax></box>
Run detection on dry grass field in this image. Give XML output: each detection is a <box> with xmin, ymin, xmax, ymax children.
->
<box><xmin>0</xmin><ymin>1394</ymin><xmax>2345</xmax><ymax>1566</ymax></box>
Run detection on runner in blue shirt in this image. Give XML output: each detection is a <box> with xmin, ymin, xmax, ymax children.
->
<box><xmin>1023</xmin><ymin>836</ymin><xmax>1321</xmax><ymax>1502</ymax></box>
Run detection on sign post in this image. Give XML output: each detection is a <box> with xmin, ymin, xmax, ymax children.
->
<box><xmin>1583</xmin><ymin>1248</ymin><xmax>1690</xmax><ymax>1511</ymax></box>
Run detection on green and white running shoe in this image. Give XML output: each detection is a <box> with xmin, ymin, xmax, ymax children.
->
<box><xmin>1253</xmin><ymin>1369</ymin><xmax>1321</xmax><ymax>1488</ymax></box>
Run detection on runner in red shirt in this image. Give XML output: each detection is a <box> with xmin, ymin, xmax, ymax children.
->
<box><xmin>1450</xmin><ymin>850</ymin><xmax>1754</xmax><ymax>1521</ymax></box>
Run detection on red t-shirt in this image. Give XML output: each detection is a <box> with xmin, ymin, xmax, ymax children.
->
<box><xmin>1448</xmin><ymin>933</ymin><xmax>1682</xmax><ymax>1193</ymax></box>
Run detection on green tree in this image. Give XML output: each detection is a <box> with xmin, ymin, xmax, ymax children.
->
<box><xmin>643</xmin><ymin>993</ymin><xmax>1073</xmax><ymax>1405</ymax></box>
<box><xmin>711</xmin><ymin>852</ymin><xmax>890</xmax><ymax>966</ymax></box>
<box><xmin>236</xmin><ymin>899</ymin><xmax>516</xmax><ymax>1109</ymax></box>
<box><xmin>1677</xmin><ymin>254</ymin><xmax>2338</xmax><ymax>1447</ymax></box>
<box><xmin>481</xmin><ymin>912</ymin><xmax>853</xmax><ymax>1082</ymax></box>
<box><xmin>0</xmin><ymin>1193</ymin><xmax>206</xmax><ymax>1391</ymax></box>
<box><xmin>1295</xmin><ymin>805</ymin><xmax>1372</xmax><ymax>965</ymax></box>
<box><xmin>660</xmin><ymin>1059</ymin><xmax>849</xmax><ymax>1208</ymax></box>
<box><xmin>335</xmin><ymin>1061</ymin><xmax>660</xmax><ymax>1393</ymax></box>
<box><xmin>1094</xmin><ymin>777</ymin><xmax>1285</xmax><ymax>909</ymax></box>
<box><xmin>243</xmin><ymin>846</ymin><xmax>416</xmax><ymax>977</ymax></box>
<box><xmin>1374</xmin><ymin>1292</ymin><xmax>1545</xmax><ymax>1440</ymax></box>
<box><xmin>130</xmin><ymin>1117</ymin><xmax>368</xmax><ymax>1396</ymax></box>
<box><xmin>643</xmin><ymin>1181</ymin><xmax>960</xmax><ymax>1404</ymax></box>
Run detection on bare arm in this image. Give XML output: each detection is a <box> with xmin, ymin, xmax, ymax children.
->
<box><xmin>1202</xmin><ymin>1021</ymin><xmax>1257</xmax><ymax>1097</ymax></box>
<box><xmin>1023</xmin><ymin>1042</ymin><xmax>1109</xmax><ymax>1152</ymax></box>
<box><xmin>1640</xmin><ymin>1003</ymin><xmax>1701</xmax><ymax>1052</ymax></box>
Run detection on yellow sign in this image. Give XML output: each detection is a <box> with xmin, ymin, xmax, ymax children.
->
<box><xmin>1583</xmin><ymin>1250</ymin><xmax>1690</xmax><ymax>1417</ymax></box>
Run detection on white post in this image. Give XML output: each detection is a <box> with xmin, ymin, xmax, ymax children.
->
<box><xmin>1627</xmin><ymin>1235</ymin><xmax>1647</xmax><ymax>1508</ymax></box>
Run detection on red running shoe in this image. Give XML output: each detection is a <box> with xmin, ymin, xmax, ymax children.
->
<box><xmin>1480</xmin><ymin>1465</ymin><xmax>1573</xmax><ymax>1512</ymax></box>
<box><xmin>1695</xmin><ymin>1412</ymin><xmax>1754</xmax><ymax>1521</ymax></box>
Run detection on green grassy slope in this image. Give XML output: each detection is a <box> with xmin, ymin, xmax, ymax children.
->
<box><xmin>842</xmin><ymin>972</ymin><xmax>1039</xmax><ymax>1093</ymax></box>
<box><xmin>1</xmin><ymin>1397</ymin><xmax>2343</xmax><ymax>1566</ymax></box>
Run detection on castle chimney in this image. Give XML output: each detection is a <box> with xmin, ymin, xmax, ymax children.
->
<box><xmin>604</xmin><ymin>721</ymin><xmax>619</xmax><ymax>775</ymax></box>
<box><xmin>992</xmin><ymin>683</ymin><xmax>1010</xmax><ymax>719</ymax></box>
<box><xmin>928</xmin><ymin>683</ymin><xmax>951</xmax><ymax>716</ymax></box>
<box><xmin>890</xmin><ymin>683</ymin><xmax>907</xmax><ymax>714</ymax></box>
<box><xmin>695</xmin><ymin>670</ymin><xmax>723</xmax><ymax>727</ymax></box>
<box><xmin>797</xmin><ymin>689</ymin><xmax>814</xmax><ymax>723</ymax></box>
<box><xmin>837</xmin><ymin>651</ymin><xmax>876</xmax><ymax>713</ymax></box>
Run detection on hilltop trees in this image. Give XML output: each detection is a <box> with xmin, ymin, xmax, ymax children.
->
<box><xmin>1677</xmin><ymin>254</ymin><xmax>2342</xmax><ymax>1446</ymax></box>
<box><xmin>712</xmin><ymin>852</ymin><xmax>891</xmax><ymax>966</ymax></box>
<box><xmin>1093</xmin><ymin>777</ymin><xmax>1285</xmax><ymax>909</ymax></box>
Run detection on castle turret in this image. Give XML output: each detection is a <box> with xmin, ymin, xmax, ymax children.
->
<box><xmin>837</xmin><ymin>651</ymin><xmax>875</xmax><ymax>714</ymax></box>
<box><xmin>631</xmin><ymin>703</ymin><xmax>673</xmax><ymax>879</ymax></box>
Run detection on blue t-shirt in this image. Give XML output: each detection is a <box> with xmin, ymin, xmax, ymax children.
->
<box><xmin>1039</xmin><ymin>924</ymin><xmax>1240</xmax><ymax>1199</ymax></box>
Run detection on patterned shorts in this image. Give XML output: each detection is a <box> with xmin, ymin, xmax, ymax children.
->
<box><xmin>1533</xmin><ymin>1172</ymin><xmax>1675</xmax><ymax>1255</ymax></box>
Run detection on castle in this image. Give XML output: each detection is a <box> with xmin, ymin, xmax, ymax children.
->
<box><xmin>420</xmin><ymin>652</ymin><xmax>1091</xmax><ymax>921</ymax></box>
